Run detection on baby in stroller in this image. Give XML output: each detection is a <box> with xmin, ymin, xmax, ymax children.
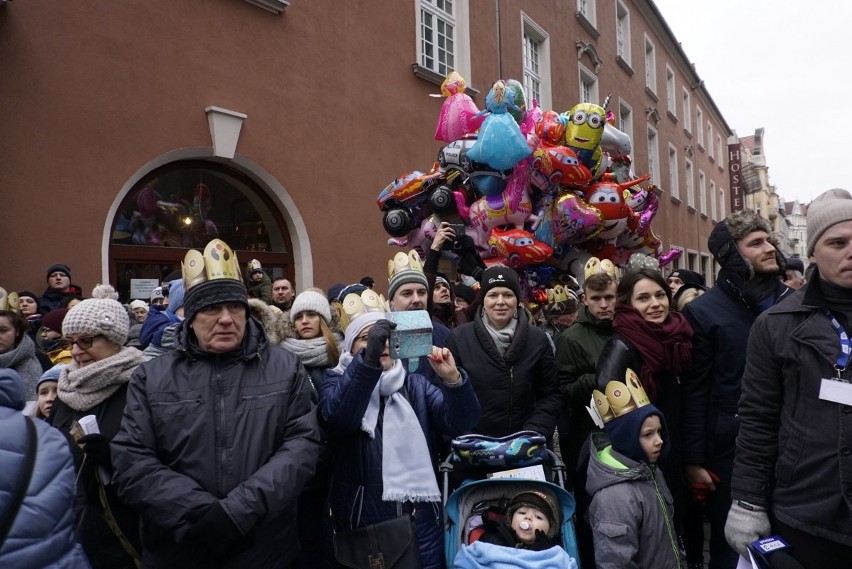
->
<box><xmin>453</xmin><ymin>489</ymin><xmax>578</xmax><ymax>569</ymax></box>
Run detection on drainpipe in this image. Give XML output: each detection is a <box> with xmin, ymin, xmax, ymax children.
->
<box><xmin>495</xmin><ymin>0</ymin><xmax>502</xmax><ymax>79</ymax></box>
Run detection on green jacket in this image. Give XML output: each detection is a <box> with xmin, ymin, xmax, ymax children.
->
<box><xmin>555</xmin><ymin>307</ymin><xmax>613</xmax><ymax>415</ymax></box>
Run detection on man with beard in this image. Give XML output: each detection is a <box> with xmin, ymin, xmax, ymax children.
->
<box><xmin>680</xmin><ymin>209</ymin><xmax>791</xmax><ymax>569</ymax></box>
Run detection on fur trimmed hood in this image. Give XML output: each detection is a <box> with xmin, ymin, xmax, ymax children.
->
<box><xmin>247</xmin><ymin>298</ymin><xmax>285</xmax><ymax>345</ymax></box>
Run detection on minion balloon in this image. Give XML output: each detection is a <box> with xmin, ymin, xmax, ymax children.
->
<box><xmin>562</xmin><ymin>99</ymin><xmax>608</xmax><ymax>175</ymax></box>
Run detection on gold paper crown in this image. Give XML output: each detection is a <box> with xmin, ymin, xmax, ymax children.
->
<box><xmin>341</xmin><ymin>289</ymin><xmax>389</xmax><ymax>322</ymax></box>
<box><xmin>584</xmin><ymin>257</ymin><xmax>618</xmax><ymax>281</ymax></box>
<box><xmin>0</xmin><ymin>287</ymin><xmax>19</xmax><ymax>311</ymax></box>
<box><xmin>387</xmin><ymin>250</ymin><xmax>424</xmax><ymax>281</ymax></box>
<box><xmin>246</xmin><ymin>259</ymin><xmax>262</xmax><ymax>273</ymax></box>
<box><xmin>182</xmin><ymin>238</ymin><xmax>242</xmax><ymax>291</ymax></box>
<box><xmin>546</xmin><ymin>284</ymin><xmax>578</xmax><ymax>304</ymax></box>
<box><xmin>588</xmin><ymin>369</ymin><xmax>650</xmax><ymax>426</ymax></box>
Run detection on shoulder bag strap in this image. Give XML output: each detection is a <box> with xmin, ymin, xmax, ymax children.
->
<box><xmin>0</xmin><ymin>416</ymin><xmax>38</xmax><ymax>549</ymax></box>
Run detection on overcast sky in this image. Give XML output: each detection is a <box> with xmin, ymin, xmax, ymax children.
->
<box><xmin>652</xmin><ymin>0</ymin><xmax>851</xmax><ymax>206</ymax></box>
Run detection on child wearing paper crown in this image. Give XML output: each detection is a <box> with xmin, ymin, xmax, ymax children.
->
<box><xmin>454</xmin><ymin>490</ymin><xmax>578</xmax><ymax>568</ymax></box>
<box><xmin>585</xmin><ymin>372</ymin><xmax>683</xmax><ymax>569</ymax></box>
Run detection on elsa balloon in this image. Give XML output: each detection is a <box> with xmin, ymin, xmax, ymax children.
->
<box><xmin>466</xmin><ymin>80</ymin><xmax>532</xmax><ymax>171</ymax></box>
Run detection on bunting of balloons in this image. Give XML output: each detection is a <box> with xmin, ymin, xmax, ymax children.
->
<box><xmin>377</xmin><ymin>73</ymin><xmax>681</xmax><ymax>294</ymax></box>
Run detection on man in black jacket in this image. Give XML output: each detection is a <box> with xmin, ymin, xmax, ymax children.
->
<box><xmin>681</xmin><ymin>210</ymin><xmax>790</xmax><ymax>569</ymax></box>
<box><xmin>112</xmin><ymin>239</ymin><xmax>320</xmax><ymax>569</ymax></box>
<box><xmin>725</xmin><ymin>190</ymin><xmax>852</xmax><ymax>569</ymax></box>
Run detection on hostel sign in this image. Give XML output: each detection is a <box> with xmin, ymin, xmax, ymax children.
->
<box><xmin>727</xmin><ymin>143</ymin><xmax>744</xmax><ymax>212</ymax></box>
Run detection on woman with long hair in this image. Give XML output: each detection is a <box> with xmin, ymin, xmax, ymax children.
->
<box><xmin>0</xmin><ymin>308</ymin><xmax>44</xmax><ymax>401</ymax></box>
<box><xmin>593</xmin><ymin>268</ymin><xmax>693</xmax><ymax>558</ymax></box>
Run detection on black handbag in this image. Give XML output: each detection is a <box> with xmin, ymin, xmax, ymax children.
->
<box><xmin>333</xmin><ymin>511</ymin><xmax>422</xmax><ymax>569</ymax></box>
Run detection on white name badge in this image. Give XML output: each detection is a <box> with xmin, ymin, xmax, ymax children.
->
<box><xmin>819</xmin><ymin>378</ymin><xmax>852</xmax><ymax>406</ymax></box>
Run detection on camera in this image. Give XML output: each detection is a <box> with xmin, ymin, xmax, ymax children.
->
<box><xmin>441</xmin><ymin>223</ymin><xmax>468</xmax><ymax>251</ymax></box>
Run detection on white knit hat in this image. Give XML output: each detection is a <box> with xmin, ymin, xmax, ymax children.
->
<box><xmin>130</xmin><ymin>299</ymin><xmax>148</xmax><ymax>311</ymax></box>
<box><xmin>289</xmin><ymin>290</ymin><xmax>332</xmax><ymax>324</ymax></box>
<box><xmin>807</xmin><ymin>189</ymin><xmax>852</xmax><ymax>256</ymax></box>
<box><xmin>63</xmin><ymin>284</ymin><xmax>130</xmax><ymax>346</ymax></box>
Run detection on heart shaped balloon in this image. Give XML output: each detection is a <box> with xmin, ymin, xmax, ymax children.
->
<box><xmin>553</xmin><ymin>193</ymin><xmax>603</xmax><ymax>245</ymax></box>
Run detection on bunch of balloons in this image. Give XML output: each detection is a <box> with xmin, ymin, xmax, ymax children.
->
<box><xmin>376</xmin><ymin>71</ymin><xmax>681</xmax><ymax>293</ymax></box>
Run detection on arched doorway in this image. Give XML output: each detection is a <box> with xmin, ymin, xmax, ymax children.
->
<box><xmin>109</xmin><ymin>159</ymin><xmax>295</xmax><ymax>301</ymax></box>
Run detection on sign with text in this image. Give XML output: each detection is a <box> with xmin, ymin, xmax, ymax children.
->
<box><xmin>130</xmin><ymin>278</ymin><xmax>159</xmax><ymax>300</ymax></box>
<box><xmin>728</xmin><ymin>143</ymin><xmax>744</xmax><ymax>212</ymax></box>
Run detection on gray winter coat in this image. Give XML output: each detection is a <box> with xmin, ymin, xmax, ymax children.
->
<box><xmin>111</xmin><ymin>318</ymin><xmax>321</xmax><ymax>568</ymax></box>
<box><xmin>732</xmin><ymin>277</ymin><xmax>852</xmax><ymax>546</ymax></box>
<box><xmin>586</xmin><ymin>433</ymin><xmax>682</xmax><ymax>569</ymax></box>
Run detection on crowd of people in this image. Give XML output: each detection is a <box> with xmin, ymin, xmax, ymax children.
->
<box><xmin>1</xmin><ymin>188</ymin><xmax>852</xmax><ymax>569</ymax></box>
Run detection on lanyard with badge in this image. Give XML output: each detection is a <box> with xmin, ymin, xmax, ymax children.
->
<box><xmin>819</xmin><ymin>310</ymin><xmax>852</xmax><ymax>405</ymax></box>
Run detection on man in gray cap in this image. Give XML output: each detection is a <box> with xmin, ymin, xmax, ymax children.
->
<box><xmin>680</xmin><ymin>209</ymin><xmax>791</xmax><ymax>569</ymax></box>
<box><xmin>725</xmin><ymin>190</ymin><xmax>852</xmax><ymax>569</ymax></box>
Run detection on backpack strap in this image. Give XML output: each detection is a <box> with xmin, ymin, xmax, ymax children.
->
<box><xmin>0</xmin><ymin>416</ymin><xmax>38</xmax><ymax>549</ymax></box>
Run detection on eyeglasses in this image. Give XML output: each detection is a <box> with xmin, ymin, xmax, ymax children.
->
<box><xmin>59</xmin><ymin>335</ymin><xmax>101</xmax><ymax>350</ymax></box>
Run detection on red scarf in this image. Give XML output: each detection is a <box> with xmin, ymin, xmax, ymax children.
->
<box><xmin>613</xmin><ymin>304</ymin><xmax>693</xmax><ymax>401</ymax></box>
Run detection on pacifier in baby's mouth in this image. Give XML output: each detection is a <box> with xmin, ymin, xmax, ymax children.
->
<box><xmin>519</xmin><ymin>521</ymin><xmax>531</xmax><ymax>530</ymax></box>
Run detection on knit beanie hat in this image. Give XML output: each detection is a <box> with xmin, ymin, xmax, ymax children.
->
<box><xmin>129</xmin><ymin>299</ymin><xmax>148</xmax><ymax>311</ymax></box>
<box><xmin>41</xmin><ymin>308</ymin><xmax>69</xmax><ymax>332</ymax></box>
<box><xmin>604</xmin><ymin>403</ymin><xmax>670</xmax><ymax>464</ymax></box>
<box><xmin>62</xmin><ymin>284</ymin><xmax>130</xmax><ymax>346</ymax></box>
<box><xmin>37</xmin><ymin>363</ymin><xmax>64</xmax><ymax>388</ymax></box>
<box><xmin>785</xmin><ymin>257</ymin><xmax>805</xmax><ymax>273</ymax></box>
<box><xmin>290</xmin><ymin>290</ymin><xmax>332</xmax><ymax>324</ymax></box>
<box><xmin>505</xmin><ymin>490</ymin><xmax>561</xmax><ymax>539</ymax></box>
<box><xmin>16</xmin><ymin>290</ymin><xmax>38</xmax><ymax>303</ymax></box>
<box><xmin>479</xmin><ymin>265</ymin><xmax>522</xmax><ymax>300</ymax></box>
<box><xmin>150</xmin><ymin>287</ymin><xmax>165</xmax><ymax>303</ymax></box>
<box><xmin>166</xmin><ymin>279</ymin><xmax>185</xmax><ymax>311</ymax></box>
<box><xmin>327</xmin><ymin>283</ymin><xmax>346</xmax><ymax>302</ymax></box>
<box><xmin>668</xmin><ymin>269</ymin><xmax>705</xmax><ymax>289</ymax></box>
<box><xmin>343</xmin><ymin>312</ymin><xmax>388</xmax><ymax>354</ymax></box>
<box><xmin>387</xmin><ymin>251</ymin><xmax>429</xmax><ymax>301</ymax></box>
<box><xmin>46</xmin><ymin>263</ymin><xmax>71</xmax><ymax>280</ymax></box>
<box><xmin>183</xmin><ymin>279</ymin><xmax>248</xmax><ymax>324</ymax></box>
<box><xmin>337</xmin><ymin>283</ymin><xmax>368</xmax><ymax>303</ymax></box>
<box><xmin>454</xmin><ymin>283</ymin><xmax>476</xmax><ymax>304</ymax></box>
<box><xmin>807</xmin><ymin>189</ymin><xmax>852</xmax><ymax>256</ymax></box>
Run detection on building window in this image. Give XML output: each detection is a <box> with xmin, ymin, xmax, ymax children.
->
<box><xmin>685</xmin><ymin>158</ymin><xmax>695</xmax><ymax>208</ymax></box>
<box><xmin>669</xmin><ymin>246</ymin><xmax>684</xmax><ymax>270</ymax></box>
<box><xmin>668</xmin><ymin>144</ymin><xmax>679</xmax><ymax>199</ymax></box>
<box><xmin>522</xmin><ymin>15</ymin><xmax>551</xmax><ymax>109</ymax></box>
<box><xmin>710</xmin><ymin>180</ymin><xmax>717</xmax><ymax>220</ymax></box>
<box><xmin>644</xmin><ymin>35</ymin><xmax>656</xmax><ymax>94</ymax></box>
<box><xmin>665</xmin><ymin>65</ymin><xmax>676</xmax><ymax>116</ymax></box>
<box><xmin>687</xmin><ymin>250</ymin><xmax>698</xmax><ymax>272</ymax></box>
<box><xmin>578</xmin><ymin>0</ymin><xmax>596</xmax><ymax>28</ymax></box>
<box><xmin>699</xmin><ymin>169</ymin><xmax>707</xmax><ymax>214</ymax></box>
<box><xmin>418</xmin><ymin>0</ymin><xmax>456</xmax><ymax>77</ymax></box>
<box><xmin>696</xmin><ymin>107</ymin><xmax>705</xmax><ymax>147</ymax></box>
<box><xmin>716</xmin><ymin>134</ymin><xmax>723</xmax><ymax>165</ymax></box>
<box><xmin>682</xmin><ymin>88</ymin><xmax>691</xmax><ymax>133</ymax></box>
<box><xmin>707</xmin><ymin>123</ymin><xmax>715</xmax><ymax>159</ymax></box>
<box><xmin>647</xmin><ymin>125</ymin><xmax>660</xmax><ymax>186</ymax></box>
<box><xmin>700</xmin><ymin>253</ymin><xmax>711</xmax><ymax>283</ymax></box>
<box><xmin>720</xmin><ymin>187</ymin><xmax>726</xmax><ymax>218</ymax></box>
<box><xmin>618</xmin><ymin>98</ymin><xmax>633</xmax><ymax>146</ymax></box>
<box><xmin>579</xmin><ymin>63</ymin><xmax>599</xmax><ymax>104</ymax></box>
<box><xmin>615</xmin><ymin>1</ymin><xmax>631</xmax><ymax>65</ymax></box>
<box><xmin>110</xmin><ymin>159</ymin><xmax>294</xmax><ymax>302</ymax></box>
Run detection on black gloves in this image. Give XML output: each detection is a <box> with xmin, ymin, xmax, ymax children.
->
<box><xmin>78</xmin><ymin>433</ymin><xmax>111</xmax><ymax>467</ymax></box>
<box><xmin>530</xmin><ymin>529</ymin><xmax>556</xmax><ymax>551</ymax></box>
<box><xmin>363</xmin><ymin>320</ymin><xmax>396</xmax><ymax>368</ymax></box>
<box><xmin>185</xmin><ymin>502</ymin><xmax>243</xmax><ymax>557</ymax></box>
<box><xmin>456</xmin><ymin>235</ymin><xmax>485</xmax><ymax>281</ymax></box>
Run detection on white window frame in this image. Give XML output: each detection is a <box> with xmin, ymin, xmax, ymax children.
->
<box><xmin>682</xmin><ymin>88</ymin><xmax>691</xmax><ymax>133</ymax></box>
<box><xmin>685</xmin><ymin>158</ymin><xmax>695</xmax><ymax>208</ymax></box>
<box><xmin>644</xmin><ymin>35</ymin><xmax>656</xmax><ymax>94</ymax></box>
<box><xmin>699</xmin><ymin>169</ymin><xmax>707</xmax><ymax>215</ymax></box>
<box><xmin>669</xmin><ymin>246</ymin><xmax>684</xmax><ymax>270</ymax></box>
<box><xmin>522</xmin><ymin>14</ymin><xmax>551</xmax><ymax>110</ymax></box>
<box><xmin>665</xmin><ymin>65</ymin><xmax>676</xmax><ymax>116</ymax></box>
<box><xmin>578</xmin><ymin>0</ymin><xmax>597</xmax><ymax>28</ymax></box>
<box><xmin>696</xmin><ymin>106</ymin><xmax>705</xmax><ymax>147</ymax></box>
<box><xmin>687</xmin><ymin>249</ymin><xmax>699</xmax><ymax>272</ymax></box>
<box><xmin>710</xmin><ymin>179</ymin><xmax>717</xmax><ymax>220</ymax></box>
<box><xmin>719</xmin><ymin>187</ymin><xmax>726</xmax><ymax>218</ymax></box>
<box><xmin>579</xmin><ymin>63</ymin><xmax>599</xmax><ymax>104</ymax></box>
<box><xmin>716</xmin><ymin>134</ymin><xmax>723</xmax><ymax>165</ymax></box>
<box><xmin>618</xmin><ymin>98</ymin><xmax>633</xmax><ymax>149</ymax></box>
<box><xmin>700</xmin><ymin>253</ymin><xmax>712</xmax><ymax>284</ymax></box>
<box><xmin>647</xmin><ymin>124</ymin><xmax>660</xmax><ymax>186</ymax></box>
<box><xmin>615</xmin><ymin>0</ymin><xmax>631</xmax><ymax>65</ymax></box>
<box><xmin>707</xmin><ymin>122</ymin><xmax>715</xmax><ymax>159</ymax></box>
<box><xmin>416</xmin><ymin>0</ymin><xmax>471</xmax><ymax>80</ymax></box>
<box><xmin>668</xmin><ymin>143</ymin><xmax>679</xmax><ymax>199</ymax></box>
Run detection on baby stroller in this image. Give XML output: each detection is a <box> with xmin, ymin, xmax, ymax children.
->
<box><xmin>441</xmin><ymin>431</ymin><xmax>581</xmax><ymax>568</ymax></box>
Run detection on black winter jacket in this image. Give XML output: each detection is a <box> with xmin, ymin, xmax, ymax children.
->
<box><xmin>111</xmin><ymin>319</ymin><xmax>321</xmax><ymax>569</ymax></box>
<box><xmin>446</xmin><ymin>309</ymin><xmax>561</xmax><ymax>439</ymax></box>
<box><xmin>732</xmin><ymin>277</ymin><xmax>852</xmax><ymax>546</ymax></box>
